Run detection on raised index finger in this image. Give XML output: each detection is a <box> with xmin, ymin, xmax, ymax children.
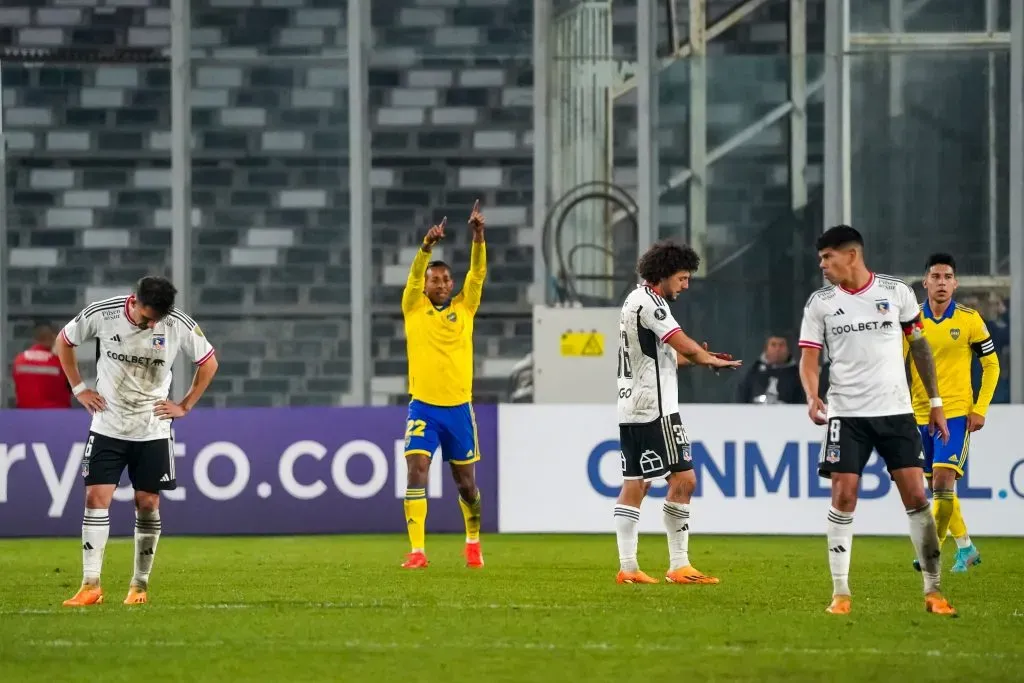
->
<box><xmin>471</xmin><ymin>199</ymin><xmax>480</xmax><ymax>216</ymax></box>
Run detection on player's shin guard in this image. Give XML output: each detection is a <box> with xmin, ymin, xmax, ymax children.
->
<box><xmin>404</xmin><ymin>489</ymin><xmax>427</xmax><ymax>552</ymax></box>
<box><xmin>132</xmin><ymin>509</ymin><xmax>161</xmax><ymax>589</ymax></box>
<box><xmin>932</xmin><ymin>489</ymin><xmax>955</xmax><ymax>543</ymax></box>
<box><xmin>662</xmin><ymin>502</ymin><xmax>690</xmax><ymax>571</ymax></box>
<box><xmin>614</xmin><ymin>504</ymin><xmax>641</xmax><ymax>572</ymax></box>
<box><xmin>82</xmin><ymin>508</ymin><xmax>110</xmax><ymax>585</ymax></box>
<box><xmin>458</xmin><ymin>491</ymin><xmax>482</xmax><ymax>544</ymax></box>
<box><xmin>826</xmin><ymin>506</ymin><xmax>853</xmax><ymax>597</ymax></box>
<box><xmin>908</xmin><ymin>503</ymin><xmax>942</xmax><ymax>594</ymax></box>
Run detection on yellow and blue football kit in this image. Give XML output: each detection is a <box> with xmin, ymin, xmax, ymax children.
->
<box><xmin>400</xmin><ymin>240</ymin><xmax>486</xmax><ymax>554</ymax></box>
<box><xmin>905</xmin><ymin>300</ymin><xmax>999</xmax><ymax>573</ymax></box>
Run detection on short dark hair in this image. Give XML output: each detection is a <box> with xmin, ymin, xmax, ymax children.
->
<box><xmin>636</xmin><ymin>239</ymin><xmax>701</xmax><ymax>283</ymax></box>
<box><xmin>426</xmin><ymin>260</ymin><xmax>451</xmax><ymax>277</ymax></box>
<box><xmin>925</xmin><ymin>252</ymin><xmax>957</xmax><ymax>274</ymax></box>
<box><xmin>816</xmin><ymin>225</ymin><xmax>864</xmax><ymax>252</ymax></box>
<box><xmin>135</xmin><ymin>276</ymin><xmax>177</xmax><ymax>317</ymax></box>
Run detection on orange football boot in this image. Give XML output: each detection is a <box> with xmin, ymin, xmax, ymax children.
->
<box><xmin>665</xmin><ymin>566</ymin><xmax>720</xmax><ymax>585</ymax></box>
<box><xmin>401</xmin><ymin>550</ymin><xmax>429</xmax><ymax>569</ymax></box>
<box><xmin>616</xmin><ymin>569</ymin><xmax>659</xmax><ymax>584</ymax></box>
<box><xmin>62</xmin><ymin>584</ymin><xmax>103</xmax><ymax>607</ymax></box>
<box><xmin>925</xmin><ymin>592</ymin><xmax>958</xmax><ymax>616</ymax></box>
<box><xmin>465</xmin><ymin>542</ymin><xmax>484</xmax><ymax>568</ymax></box>
<box><xmin>825</xmin><ymin>595</ymin><xmax>852</xmax><ymax>614</ymax></box>
<box><xmin>123</xmin><ymin>585</ymin><xmax>148</xmax><ymax>605</ymax></box>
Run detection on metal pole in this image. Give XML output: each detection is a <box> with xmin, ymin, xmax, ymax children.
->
<box><xmin>987</xmin><ymin>0</ymin><xmax>999</xmax><ymax>275</ymax></box>
<box><xmin>823</xmin><ymin>0</ymin><xmax>851</xmax><ymax>229</ymax></box>
<box><xmin>689</xmin><ymin>0</ymin><xmax>708</xmax><ymax>263</ymax></box>
<box><xmin>532</xmin><ymin>0</ymin><xmax>550</xmax><ymax>305</ymax></box>
<box><xmin>170</xmin><ymin>0</ymin><xmax>192</xmax><ymax>403</ymax></box>
<box><xmin>848</xmin><ymin>32</ymin><xmax>1011</xmax><ymax>50</ymax></box>
<box><xmin>1010</xmin><ymin>0</ymin><xmax>1024</xmax><ymax>403</ymax></box>
<box><xmin>636</xmin><ymin>0</ymin><xmax>659</xmax><ymax>254</ymax></box>
<box><xmin>789</xmin><ymin>0</ymin><xmax>807</xmax><ymax>211</ymax></box>
<box><xmin>888</xmin><ymin>0</ymin><xmax>904</xmax><ymax>118</ymax></box>
<box><xmin>0</xmin><ymin>62</ymin><xmax>7</xmax><ymax>408</ymax></box>
<box><xmin>348</xmin><ymin>0</ymin><xmax>371</xmax><ymax>405</ymax></box>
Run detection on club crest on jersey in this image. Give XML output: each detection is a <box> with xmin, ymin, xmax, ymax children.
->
<box><xmin>950</xmin><ymin>328</ymin><xmax>961</xmax><ymax>340</ymax></box>
<box><xmin>875</xmin><ymin>299</ymin><xmax>890</xmax><ymax>314</ymax></box>
<box><xmin>447</xmin><ymin>311</ymin><xmax>457</xmax><ymax>323</ymax></box>
<box><xmin>152</xmin><ymin>335</ymin><xmax>166</xmax><ymax>349</ymax></box>
<box><xmin>825</xmin><ymin>445</ymin><xmax>841</xmax><ymax>464</ymax></box>
<box><xmin>681</xmin><ymin>445</ymin><xmax>692</xmax><ymax>462</ymax></box>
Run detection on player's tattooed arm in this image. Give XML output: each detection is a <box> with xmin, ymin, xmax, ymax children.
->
<box><xmin>904</xmin><ymin>316</ymin><xmax>940</xmax><ymax>399</ymax></box>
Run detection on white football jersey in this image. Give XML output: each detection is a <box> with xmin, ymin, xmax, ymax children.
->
<box><xmin>617</xmin><ymin>285</ymin><xmax>683</xmax><ymax>424</ymax></box>
<box><xmin>799</xmin><ymin>273</ymin><xmax>920</xmax><ymax>418</ymax></box>
<box><xmin>60</xmin><ymin>295</ymin><xmax>215</xmax><ymax>441</ymax></box>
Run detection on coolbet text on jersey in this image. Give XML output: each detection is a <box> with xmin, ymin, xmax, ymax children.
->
<box><xmin>61</xmin><ymin>295</ymin><xmax>215</xmax><ymax>441</ymax></box>
<box><xmin>905</xmin><ymin>301</ymin><xmax>999</xmax><ymax>424</ymax></box>
<box><xmin>798</xmin><ymin>273</ymin><xmax>921</xmax><ymax>418</ymax></box>
<box><xmin>401</xmin><ymin>242</ymin><xmax>486</xmax><ymax>407</ymax></box>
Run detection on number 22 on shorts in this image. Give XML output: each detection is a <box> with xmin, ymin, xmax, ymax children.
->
<box><xmin>406</xmin><ymin>419</ymin><xmax>426</xmax><ymax>438</ymax></box>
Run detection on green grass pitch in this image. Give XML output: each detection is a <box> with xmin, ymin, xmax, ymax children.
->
<box><xmin>1</xmin><ymin>534</ymin><xmax>1022</xmax><ymax>682</ymax></box>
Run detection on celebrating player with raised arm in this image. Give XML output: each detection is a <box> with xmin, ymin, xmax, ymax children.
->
<box><xmin>613</xmin><ymin>240</ymin><xmax>742</xmax><ymax>585</ymax></box>
<box><xmin>907</xmin><ymin>253</ymin><xmax>999</xmax><ymax>574</ymax></box>
<box><xmin>798</xmin><ymin>226</ymin><xmax>956</xmax><ymax>616</ymax></box>
<box><xmin>58</xmin><ymin>276</ymin><xmax>218</xmax><ymax>607</ymax></box>
<box><xmin>400</xmin><ymin>201</ymin><xmax>487</xmax><ymax>569</ymax></box>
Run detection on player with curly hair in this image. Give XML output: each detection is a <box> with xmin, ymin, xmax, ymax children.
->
<box><xmin>613</xmin><ymin>240</ymin><xmax>742</xmax><ymax>585</ymax></box>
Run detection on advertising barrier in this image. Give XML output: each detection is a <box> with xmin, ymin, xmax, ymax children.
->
<box><xmin>0</xmin><ymin>406</ymin><xmax>498</xmax><ymax>537</ymax></box>
<box><xmin>499</xmin><ymin>404</ymin><xmax>1024</xmax><ymax>536</ymax></box>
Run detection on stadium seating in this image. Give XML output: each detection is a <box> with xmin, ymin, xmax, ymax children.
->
<box><xmin>0</xmin><ymin>0</ymin><xmax>996</xmax><ymax>407</ymax></box>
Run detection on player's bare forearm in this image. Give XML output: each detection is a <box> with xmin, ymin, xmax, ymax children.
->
<box><xmin>54</xmin><ymin>334</ymin><xmax>84</xmax><ymax>387</ymax></box>
<box><xmin>179</xmin><ymin>355</ymin><xmax>218</xmax><ymax>412</ymax></box>
<box><xmin>667</xmin><ymin>330</ymin><xmax>714</xmax><ymax>366</ymax></box>
<box><xmin>908</xmin><ymin>337</ymin><xmax>940</xmax><ymax>399</ymax></box>
<box><xmin>799</xmin><ymin>348</ymin><xmax>821</xmax><ymax>403</ymax></box>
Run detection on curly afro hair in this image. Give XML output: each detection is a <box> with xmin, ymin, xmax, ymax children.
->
<box><xmin>636</xmin><ymin>239</ymin><xmax>701</xmax><ymax>283</ymax></box>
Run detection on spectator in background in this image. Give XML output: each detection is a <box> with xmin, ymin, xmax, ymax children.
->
<box><xmin>736</xmin><ymin>334</ymin><xmax>805</xmax><ymax>405</ymax></box>
<box><xmin>12</xmin><ymin>323</ymin><xmax>72</xmax><ymax>409</ymax></box>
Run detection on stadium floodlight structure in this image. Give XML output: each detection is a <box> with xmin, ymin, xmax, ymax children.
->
<box><xmin>823</xmin><ymin>0</ymin><xmax>1024</xmax><ymax>402</ymax></box>
<box><xmin>168</xmin><ymin>0</ymin><xmax>371</xmax><ymax>405</ymax></box>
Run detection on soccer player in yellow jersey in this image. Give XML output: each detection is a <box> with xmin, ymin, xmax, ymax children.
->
<box><xmin>400</xmin><ymin>201</ymin><xmax>487</xmax><ymax>570</ymax></box>
<box><xmin>907</xmin><ymin>253</ymin><xmax>999</xmax><ymax>574</ymax></box>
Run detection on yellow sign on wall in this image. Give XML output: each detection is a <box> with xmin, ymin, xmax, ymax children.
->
<box><xmin>560</xmin><ymin>331</ymin><xmax>604</xmax><ymax>357</ymax></box>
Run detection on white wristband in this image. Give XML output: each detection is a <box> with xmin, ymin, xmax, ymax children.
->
<box><xmin>72</xmin><ymin>382</ymin><xmax>87</xmax><ymax>396</ymax></box>
<box><xmin>929</xmin><ymin>397</ymin><xmax>943</xmax><ymax>408</ymax></box>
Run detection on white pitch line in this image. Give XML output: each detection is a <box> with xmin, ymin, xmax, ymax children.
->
<box><xmin>3</xmin><ymin>601</ymin><xmax>599</xmax><ymax>616</ymax></box>
<box><xmin>17</xmin><ymin>639</ymin><xmax>1022</xmax><ymax>660</ymax></box>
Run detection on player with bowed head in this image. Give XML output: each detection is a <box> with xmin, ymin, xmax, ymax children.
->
<box><xmin>613</xmin><ymin>240</ymin><xmax>742</xmax><ymax>585</ymax></box>
<box><xmin>907</xmin><ymin>253</ymin><xmax>998</xmax><ymax>573</ymax></box>
<box><xmin>58</xmin><ymin>276</ymin><xmax>218</xmax><ymax>606</ymax></box>
<box><xmin>798</xmin><ymin>226</ymin><xmax>957</xmax><ymax>615</ymax></box>
<box><xmin>400</xmin><ymin>201</ymin><xmax>487</xmax><ymax>569</ymax></box>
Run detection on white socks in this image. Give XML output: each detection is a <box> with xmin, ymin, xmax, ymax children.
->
<box><xmin>663</xmin><ymin>501</ymin><xmax>691</xmax><ymax>571</ymax></box>
<box><xmin>907</xmin><ymin>504</ymin><xmax>942</xmax><ymax>594</ymax></box>
<box><xmin>826</xmin><ymin>506</ymin><xmax>853</xmax><ymax>597</ymax></box>
<box><xmin>82</xmin><ymin>507</ymin><xmax>110</xmax><ymax>585</ymax></box>
<box><xmin>133</xmin><ymin>509</ymin><xmax>162</xmax><ymax>589</ymax></box>
<box><xmin>954</xmin><ymin>534</ymin><xmax>973</xmax><ymax>550</ymax></box>
<box><xmin>613</xmin><ymin>504</ymin><xmax>640</xmax><ymax>572</ymax></box>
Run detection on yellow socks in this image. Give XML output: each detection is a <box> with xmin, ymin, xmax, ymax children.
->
<box><xmin>459</xmin><ymin>491</ymin><xmax>482</xmax><ymax>543</ymax></box>
<box><xmin>404</xmin><ymin>488</ymin><xmax>427</xmax><ymax>551</ymax></box>
<box><xmin>948</xmin><ymin>494</ymin><xmax>968</xmax><ymax>541</ymax></box>
<box><xmin>932</xmin><ymin>489</ymin><xmax>955</xmax><ymax>543</ymax></box>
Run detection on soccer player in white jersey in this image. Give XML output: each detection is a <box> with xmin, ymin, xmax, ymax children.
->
<box><xmin>614</xmin><ymin>240</ymin><xmax>742</xmax><ymax>585</ymax></box>
<box><xmin>798</xmin><ymin>225</ymin><xmax>957</xmax><ymax>616</ymax></box>
<box><xmin>56</xmin><ymin>276</ymin><xmax>219</xmax><ymax>607</ymax></box>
